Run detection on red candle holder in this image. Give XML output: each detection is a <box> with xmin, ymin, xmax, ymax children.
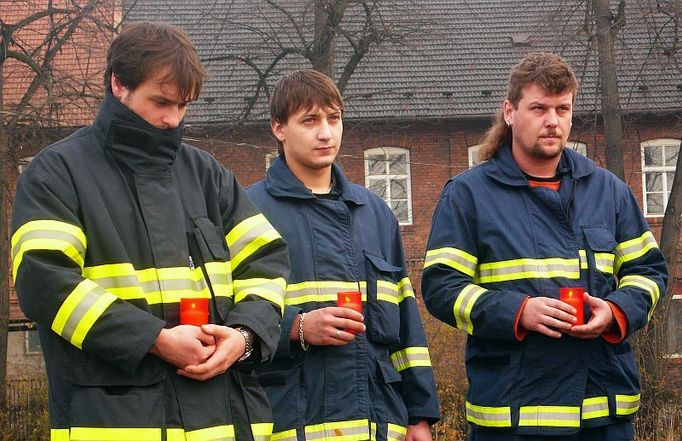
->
<box><xmin>180</xmin><ymin>298</ymin><xmax>209</xmax><ymax>326</ymax></box>
<box><xmin>559</xmin><ymin>287</ymin><xmax>584</xmax><ymax>326</ymax></box>
<box><xmin>337</xmin><ymin>291</ymin><xmax>363</xmax><ymax>334</ymax></box>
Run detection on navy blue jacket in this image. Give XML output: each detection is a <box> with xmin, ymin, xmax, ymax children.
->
<box><xmin>248</xmin><ymin>157</ymin><xmax>440</xmax><ymax>441</ymax></box>
<box><xmin>422</xmin><ymin>144</ymin><xmax>667</xmax><ymax>436</ymax></box>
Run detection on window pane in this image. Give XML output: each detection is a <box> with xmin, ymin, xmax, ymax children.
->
<box><xmin>388</xmin><ymin>154</ymin><xmax>407</xmax><ymax>174</ymax></box>
<box><xmin>368</xmin><ymin>179</ymin><xmax>386</xmax><ymax>197</ymax></box>
<box><xmin>646</xmin><ymin>193</ymin><xmax>663</xmax><ymax>214</ymax></box>
<box><xmin>390</xmin><ymin>179</ymin><xmax>408</xmax><ymax>200</ymax></box>
<box><xmin>665</xmin><ymin>144</ymin><xmax>680</xmax><ymax>166</ymax></box>
<box><xmin>646</xmin><ymin>172</ymin><xmax>663</xmax><ymax>192</ymax></box>
<box><xmin>666</xmin><ymin>172</ymin><xmax>676</xmax><ymax>191</ymax></box>
<box><xmin>367</xmin><ymin>155</ymin><xmax>386</xmax><ymax>175</ymax></box>
<box><xmin>390</xmin><ymin>200</ymin><xmax>409</xmax><ymax>223</ymax></box>
<box><xmin>667</xmin><ymin>299</ymin><xmax>682</xmax><ymax>354</ymax></box>
<box><xmin>26</xmin><ymin>330</ymin><xmax>41</xmax><ymax>353</ymax></box>
<box><xmin>644</xmin><ymin>146</ymin><xmax>662</xmax><ymax>166</ymax></box>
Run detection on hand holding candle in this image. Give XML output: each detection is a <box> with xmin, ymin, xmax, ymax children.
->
<box><xmin>337</xmin><ymin>291</ymin><xmax>363</xmax><ymax>334</ymax></box>
<box><xmin>559</xmin><ymin>287</ymin><xmax>584</xmax><ymax>326</ymax></box>
<box><xmin>180</xmin><ymin>298</ymin><xmax>209</xmax><ymax>326</ymax></box>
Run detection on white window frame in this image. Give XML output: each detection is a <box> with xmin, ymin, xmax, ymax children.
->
<box><xmin>364</xmin><ymin>147</ymin><xmax>413</xmax><ymax>225</ymax></box>
<box><xmin>265</xmin><ymin>151</ymin><xmax>278</xmax><ymax>171</ymax></box>
<box><xmin>468</xmin><ymin>145</ymin><xmax>482</xmax><ymax>168</ymax></box>
<box><xmin>565</xmin><ymin>141</ymin><xmax>587</xmax><ymax>157</ymax></box>
<box><xmin>18</xmin><ymin>156</ymin><xmax>34</xmax><ymax>174</ymax></box>
<box><xmin>641</xmin><ymin>138</ymin><xmax>681</xmax><ymax>217</ymax></box>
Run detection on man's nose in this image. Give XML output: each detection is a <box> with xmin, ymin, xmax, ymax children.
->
<box><xmin>161</xmin><ymin>109</ymin><xmax>182</xmax><ymax>129</ymax></box>
<box><xmin>545</xmin><ymin>109</ymin><xmax>559</xmax><ymax>127</ymax></box>
<box><xmin>317</xmin><ymin>121</ymin><xmax>332</xmax><ymax>140</ymax></box>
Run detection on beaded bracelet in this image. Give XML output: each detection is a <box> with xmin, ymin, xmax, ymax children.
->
<box><xmin>298</xmin><ymin>312</ymin><xmax>310</xmax><ymax>351</ymax></box>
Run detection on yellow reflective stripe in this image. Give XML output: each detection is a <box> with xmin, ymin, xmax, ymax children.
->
<box><xmin>83</xmin><ymin>263</ymin><xmax>233</xmax><ymax>304</ymax></box>
<box><xmin>70</xmin><ymin>427</ymin><xmax>161</xmax><ymax>440</ymax></box>
<box><xmin>398</xmin><ymin>277</ymin><xmax>415</xmax><ymax>301</ymax></box>
<box><xmin>616</xmin><ymin>394</ymin><xmax>640</xmax><ymax>416</ymax></box>
<box><xmin>12</xmin><ymin>220</ymin><xmax>87</xmax><ymax>281</ymax></box>
<box><xmin>377</xmin><ymin>280</ymin><xmax>400</xmax><ymax>304</ymax></box>
<box><xmin>424</xmin><ymin>247</ymin><xmax>477</xmax><ymax>277</ymax></box>
<box><xmin>51</xmin><ymin>429</ymin><xmax>70</xmax><ymax>441</ymax></box>
<box><xmin>227</xmin><ymin>213</ymin><xmax>282</xmax><ymax>271</ymax></box>
<box><xmin>370</xmin><ymin>422</ymin><xmax>377</xmax><ymax>441</ymax></box>
<box><xmin>167</xmin><ymin>428</ymin><xmax>186</xmax><ymax>441</ymax></box>
<box><xmin>579</xmin><ymin>250</ymin><xmax>588</xmax><ymax>269</ymax></box>
<box><xmin>453</xmin><ymin>284</ymin><xmax>487</xmax><ymax>335</ymax></box>
<box><xmin>477</xmin><ymin>258</ymin><xmax>580</xmax><ymax>283</ymax></box>
<box><xmin>465</xmin><ymin>401</ymin><xmax>512</xmax><ymax>428</ymax></box>
<box><xmin>619</xmin><ymin>275</ymin><xmax>661</xmax><ymax>319</ymax></box>
<box><xmin>272</xmin><ymin>428</ymin><xmax>298</xmax><ymax>441</ymax></box>
<box><xmin>286</xmin><ymin>281</ymin><xmax>367</xmax><ymax>305</ymax></box>
<box><xmin>594</xmin><ymin>253</ymin><xmax>615</xmax><ymax>274</ymax></box>
<box><xmin>185</xmin><ymin>424</ymin><xmax>236</xmax><ymax>441</ymax></box>
<box><xmin>390</xmin><ymin>347</ymin><xmax>432</xmax><ymax>372</ymax></box>
<box><xmin>234</xmin><ymin>277</ymin><xmax>286</xmax><ymax>312</ymax></box>
<box><xmin>518</xmin><ymin>405</ymin><xmax>581</xmax><ymax>428</ymax></box>
<box><xmin>615</xmin><ymin>231</ymin><xmax>658</xmax><ymax>274</ymax></box>
<box><xmin>386</xmin><ymin>423</ymin><xmax>407</xmax><ymax>441</ymax></box>
<box><xmin>51</xmin><ymin>280</ymin><xmax>117</xmax><ymax>349</ymax></box>
<box><xmin>582</xmin><ymin>396</ymin><xmax>610</xmax><ymax>420</ymax></box>
<box><xmin>252</xmin><ymin>422</ymin><xmax>274</xmax><ymax>441</ymax></box>
<box><xmin>304</xmin><ymin>419</ymin><xmax>370</xmax><ymax>440</ymax></box>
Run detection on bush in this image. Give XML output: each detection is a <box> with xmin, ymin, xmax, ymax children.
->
<box><xmin>1</xmin><ymin>378</ymin><xmax>49</xmax><ymax>441</ymax></box>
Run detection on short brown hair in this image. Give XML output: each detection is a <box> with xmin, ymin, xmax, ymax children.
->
<box><xmin>478</xmin><ymin>52</ymin><xmax>578</xmax><ymax>161</ymax></box>
<box><xmin>269</xmin><ymin>69</ymin><xmax>344</xmax><ymax>155</ymax></box>
<box><xmin>105</xmin><ymin>22</ymin><xmax>206</xmax><ymax>101</ymax></box>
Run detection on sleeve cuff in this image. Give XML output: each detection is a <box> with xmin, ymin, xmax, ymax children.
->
<box><xmin>275</xmin><ymin>305</ymin><xmax>302</xmax><ymax>358</ymax></box>
<box><xmin>514</xmin><ymin>296</ymin><xmax>530</xmax><ymax>341</ymax></box>
<box><xmin>602</xmin><ymin>301</ymin><xmax>628</xmax><ymax>344</ymax></box>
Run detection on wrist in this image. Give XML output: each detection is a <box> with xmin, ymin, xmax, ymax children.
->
<box><xmin>235</xmin><ymin>327</ymin><xmax>255</xmax><ymax>362</ymax></box>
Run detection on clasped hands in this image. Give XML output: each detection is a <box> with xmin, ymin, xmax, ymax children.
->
<box><xmin>519</xmin><ymin>291</ymin><xmax>614</xmax><ymax>339</ymax></box>
<box><xmin>150</xmin><ymin>324</ymin><xmax>246</xmax><ymax>381</ymax></box>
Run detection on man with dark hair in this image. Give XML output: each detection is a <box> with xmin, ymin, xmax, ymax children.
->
<box><xmin>422</xmin><ymin>52</ymin><xmax>667</xmax><ymax>440</ymax></box>
<box><xmin>11</xmin><ymin>22</ymin><xmax>289</xmax><ymax>440</ymax></box>
<box><xmin>248</xmin><ymin>69</ymin><xmax>440</xmax><ymax>441</ymax></box>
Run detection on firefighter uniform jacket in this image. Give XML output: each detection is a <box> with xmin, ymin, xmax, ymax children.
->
<box><xmin>247</xmin><ymin>157</ymin><xmax>440</xmax><ymax>441</ymax></box>
<box><xmin>11</xmin><ymin>93</ymin><xmax>289</xmax><ymax>441</ymax></box>
<box><xmin>422</xmin><ymin>144</ymin><xmax>667</xmax><ymax>436</ymax></box>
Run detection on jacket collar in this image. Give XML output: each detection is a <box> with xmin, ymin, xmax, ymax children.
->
<box><xmin>265</xmin><ymin>156</ymin><xmax>367</xmax><ymax>205</ymax></box>
<box><xmin>94</xmin><ymin>92</ymin><xmax>183</xmax><ymax>173</ymax></box>
<box><xmin>486</xmin><ymin>143</ymin><xmax>596</xmax><ymax>186</ymax></box>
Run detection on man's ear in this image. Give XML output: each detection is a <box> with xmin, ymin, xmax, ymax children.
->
<box><xmin>271</xmin><ymin>120</ymin><xmax>286</xmax><ymax>142</ymax></box>
<box><xmin>111</xmin><ymin>74</ymin><xmax>128</xmax><ymax>101</ymax></box>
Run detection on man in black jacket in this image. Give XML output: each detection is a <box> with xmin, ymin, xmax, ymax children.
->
<box><xmin>11</xmin><ymin>22</ymin><xmax>289</xmax><ymax>441</ymax></box>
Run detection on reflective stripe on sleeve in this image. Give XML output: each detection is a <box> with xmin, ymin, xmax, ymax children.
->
<box><xmin>304</xmin><ymin>419</ymin><xmax>370</xmax><ymax>440</ymax></box>
<box><xmin>390</xmin><ymin>347</ymin><xmax>432</xmax><ymax>372</ymax></box>
<box><xmin>619</xmin><ymin>275</ymin><xmax>661</xmax><ymax>319</ymax></box>
<box><xmin>271</xmin><ymin>429</ymin><xmax>298</xmax><ymax>441</ymax></box>
<box><xmin>594</xmin><ymin>253</ymin><xmax>615</xmax><ymax>274</ymax></box>
<box><xmin>12</xmin><ymin>220</ymin><xmax>87</xmax><ymax>281</ymax></box>
<box><xmin>69</xmin><ymin>427</ymin><xmax>161</xmax><ymax>440</ymax></box>
<box><xmin>234</xmin><ymin>277</ymin><xmax>286</xmax><ymax>313</ymax></box>
<box><xmin>398</xmin><ymin>277</ymin><xmax>416</xmax><ymax>301</ymax></box>
<box><xmin>423</xmin><ymin>247</ymin><xmax>477</xmax><ymax>277</ymax></box>
<box><xmin>453</xmin><ymin>284</ymin><xmax>488</xmax><ymax>335</ymax></box>
<box><xmin>386</xmin><ymin>423</ymin><xmax>407</xmax><ymax>441</ymax></box>
<box><xmin>518</xmin><ymin>405</ymin><xmax>581</xmax><ymax>428</ymax></box>
<box><xmin>614</xmin><ymin>231</ymin><xmax>658</xmax><ymax>275</ymax></box>
<box><xmin>51</xmin><ymin>279</ymin><xmax>118</xmax><ymax>349</ymax></box>
<box><xmin>227</xmin><ymin>214</ymin><xmax>282</xmax><ymax>271</ymax></box>
<box><xmin>476</xmin><ymin>258</ymin><xmax>580</xmax><ymax>283</ymax></box>
<box><xmin>285</xmin><ymin>281</ymin><xmax>367</xmax><ymax>305</ymax></box>
<box><xmin>582</xmin><ymin>396</ymin><xmax>610</xmax><ymax>420</ymax></box>
<box><xmin>377</xmin><ymin>280</ymin><xmax>400</xmax><ymax>304</ymax></box>
<box><xmin>615</xmin><ymin>394</ymin><xmax>640</xmax><ymax>416</ymax></box>
<box><xmin>465</xmin><ymin>402</ymin><xmax>512</xmax><ymax>428</ymax></box>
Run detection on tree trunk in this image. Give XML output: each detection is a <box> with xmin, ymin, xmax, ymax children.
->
<box><xmin>0</xmin><ymin>58</ymin><xmax>8</xmax><ymax>411</ymax></box>
<box><xmin>591</xmin><ymin>0</ymin><xmax>625</xmax><ymax>181</ymax></box>
<box><xmin>311</xmin><ymin>0</ymin><xmax>347</xmax><ymax>79</ymax></box>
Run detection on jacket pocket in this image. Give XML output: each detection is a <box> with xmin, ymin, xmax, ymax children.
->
<box><xmin>258</xmin><ymin>367</ymin><xmax>303</xmax><ymax>430</ymax></box>
<box><xmin>371</xmin><ymin>359</ymin><xmax>408</xmax><ymax>424</ymax></box>
<box><xmin>364</xmin><ymin>249</ymin><xmax>402</xmax><ymax>345</ymax></box>
<box><xmin>582</xmin><ymin>226</ymin><xmax>617</xmax><ymax>294</ymax></box>
<box><xmin>69</xmin><ymin>355</ymin><xmax>166</xmax><ymax>428</ymax></box>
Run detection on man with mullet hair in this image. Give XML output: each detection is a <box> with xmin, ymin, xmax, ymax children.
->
<box><xmin>248</xmin><ymin>69</ymin><xmax>440</xmax><ymax>441</ymax></box>
<box><xmin>422</xmin><ymin>52</ymin><xmax>667</xmax><ymax>440</ymax></box>
<box><xmin>11</xmin><ymin>22</ymin><xmax>289</xmax><ymax>441</ymax></box>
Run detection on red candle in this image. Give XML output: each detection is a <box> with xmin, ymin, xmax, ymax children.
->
<box><xmin>180</xmin><ymin>298</ymin><xmax>209</xmax><ymax>326</ymax></box>
<box><xmin>559</xmin><ymin>287</ymin><xmax>584</xmax><ymax>326</ymax></box>
<box><xmin>337</xmin><ymin>291</ymin><xmax>363</xmax><ymax>334</ymax></box>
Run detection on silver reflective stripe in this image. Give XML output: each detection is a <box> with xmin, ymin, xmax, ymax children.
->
<box><xmin>424</xmin><ymin>249</ymin><xmax>477</xmax><ymax>273</ymax></box>
<box><xmin>305</xmin><ymin>424</ymin><xmax>369</xmax><ymax>440</ymax></box>
<box><xmin>478</xmin><ymin>261</ymin><xmax>578</xmax><ymax>279</ymax></box>
<box><xmin>60</xmin><ymin>289</ymin><xmax>102</xmax><ymax>342</ymax></box>
<box><xmin>582</xmin><ymin>397</ymin><xmax>609</xmax><ymax>419</ymax></box>
<box><xmin>11</xmin><ymin>229</ymin><xmax>86</xmax><ymax>260</ymax></box>
<box><xmin>454</xmin><ymin>284</ymin><xmax>487</xmax><ymax>333</ymax></box>
<box><xmin>229</xmin><ymin>222</ymin><xmax>272</xmax><ymax>259</ymax></box>
<box><xmin>377</xmin><ymin>282</ymin><xmax>399</xmax><ymax>301</ymax></box>
<box><xmin>518</xmin><ymin>406</ymin><xmax>580</xmax><ymax>427</ymax></box>
<box><xmin>616</xmin><ymin>234</ymin><xmax>657</xmax><ymax>259</ymax></box>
